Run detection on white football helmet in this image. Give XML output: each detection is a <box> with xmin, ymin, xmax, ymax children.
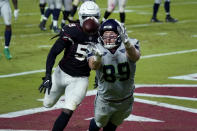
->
<box><xmin>78</xmin><ymin>1</ymin><xmax>100</xmax><ymax>26</ymax></box>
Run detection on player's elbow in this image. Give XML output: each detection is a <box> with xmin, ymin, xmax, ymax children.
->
<box><xmin>129</xmin><ymin>51</ymin><xmax>141</xmax><ymax>62</ymax></box>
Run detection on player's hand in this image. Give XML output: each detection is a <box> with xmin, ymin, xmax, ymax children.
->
<box><xmin>39</xmin><ymin>75</ymin><xmax>52</xmax><ymax>95</ymax></box>
<box><xmin>14</xmin><ymin>9</ymin><xmax>19</xmax><ymax>20</ymax></box>
<box><xmin>92</xmin><ymin>46</ymin><xmax>103</xmax><ymax>62</ymax></box>
<box><xmin>120</xmin><ymin>26</ymin><xmax>129</xmax><ymax>44</ymax></box>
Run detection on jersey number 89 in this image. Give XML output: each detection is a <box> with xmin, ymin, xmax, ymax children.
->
<box><xmin>103</xmin><ymin>62</ymin><xmax>130</xmax><ymax>82</ymax></box>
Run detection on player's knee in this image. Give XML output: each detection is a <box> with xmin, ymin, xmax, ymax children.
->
<box><xmin>43</xmin><ymin>100</ymin><xmax>55</xmax><ymax>108</ymax></box>
<box><xmin>94</xmin><ymin>118</ymin><xmax>108</xmax><ymax>128</ymax></box>
<box><xmin>64</xmin><ymin>102</ymin><xmax>78</xmax><ymax>111</ymax></box>
<box><xmin>155</xmin><ymin>0</ymin><xmax>162</xmax><ymax>4</ymax></box>
<box><xmin>107</xmin><ymin>6</ymin><xmax>115</xmax><ymax>12</ymax></box>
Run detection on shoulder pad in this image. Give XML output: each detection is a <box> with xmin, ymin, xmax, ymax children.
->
<box><xmin>61</xmin><ymin>23</ymin><xmax>81</xmax><ymax>37</ymax></box>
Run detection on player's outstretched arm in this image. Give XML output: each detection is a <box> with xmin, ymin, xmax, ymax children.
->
<box><xmin>120</xmin><ymin>29</ymin><xmax>141</xmax><ymax>62</ymax></box>
<box><xmin>124</xmin><ymin>39</ymin><xmax>141</xmax><ymax>62</ymax></box>
<box><xmin>38</xmin><ymin>38</ymin><xmax>68</xmax><ymax>94</ymax></box>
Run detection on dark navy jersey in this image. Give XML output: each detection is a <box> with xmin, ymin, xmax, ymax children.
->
<box><xmin>46</xmin><ymin>23</ymin><xmax>99</xmax><ymax>77</ymax></box>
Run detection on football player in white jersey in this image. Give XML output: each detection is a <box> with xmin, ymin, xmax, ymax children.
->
<box><xmin>102</xmin><ymin>0</ymin><xmax>127</xmax><ymax>25</ymax></box>
<box><xmin>0</xmin><ymin>0</ymin><xmax>18</xmax><ymax>59</ymax></box>
<box><xmin>38</xmin><ymin>1</ymin><xmax>100</xmax><ymax>131</ymax></box>
<box><xmin>87</xmin><ymin>19</ymin><xmax>140</xmax><ymax>131</ymax></box>
<box><xmin>39</xmin><ymin>0</ymin><xmax>62</xmax><ymax>33</ymax></box>
<box><xmin>60</xmin><ymin>0</ymin><xmax>73</xmax><ymax>28</ymax></box>
<box><xmin>60</xmin><ymin>0</ymin><xmax>95</xmax><ymax>28</ymax></box>
<box><xmin>151</xmin><ymin>0</ymin><xmax>178</xmax><ymax>22</ymax></box>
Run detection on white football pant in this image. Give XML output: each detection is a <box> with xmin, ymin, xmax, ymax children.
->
<box><xmin>43</xmin><ymin>66</ymin><xmax>89</xmax><ymax>111</ymax></box>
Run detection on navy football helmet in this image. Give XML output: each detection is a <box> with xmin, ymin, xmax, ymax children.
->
<box><xmin>99</xmin><ymin>19</ymin><xmax>123</xmax><ymax>49</ymax></box>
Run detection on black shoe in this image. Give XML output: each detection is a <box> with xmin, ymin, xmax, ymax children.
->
<box><xmin>61</xmin><ymin>23</ymin><xmax>65</xmax><ymax>28</ymax></box>
<box><xmin>151</xmin><ymin>17</ymin><xmax>162</xmax><ymax>23</ymax></box>
<box><xmin>39</xmin><ymin>20</ymin><xmax>47</xmax><ymax>31</ymax></box>
<box><xmin>166</xmin><ymin>16</ymin><xmax>178</xmax><ymax>23</ymax></box>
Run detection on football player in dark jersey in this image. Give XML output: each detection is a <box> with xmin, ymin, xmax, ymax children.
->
<box><xmin>151</xmin><ymin>0</ymin><xmax>178</xmax><ymax>22</ymax></box>
<box><xmin>38</xmin><ymin>1</ymin><xmax>100</xmax><ymax>131</ymax></box>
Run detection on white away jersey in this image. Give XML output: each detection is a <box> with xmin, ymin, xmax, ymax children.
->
<box><xmin>88</xmin><ymin>38</ymin><xmax>140</xmax><ymax>100</ymax></box>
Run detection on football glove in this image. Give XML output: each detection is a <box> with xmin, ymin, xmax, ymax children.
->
<box><xmin>120</xmin><ymin>27</ymin><xmax>135</xmax><ymax>48</ymax></box>
<box><xmin>120</xmin><ymin>26</ymin><xmax>129</xmax><ymax>44</ymax></box>
<box><xmin>92</xmin><ymin>46</ymin><xmax>103</xmax><ymax>62</ymax></box>
<box><xmin>14</xmin><ymin>9</ymin><xmax>19</xmax><ymax>20</ymax></box>
<box><xmin>39</xmin><ymin>75</ymin><xmax>52</xmax><ymax>95</ymax></box>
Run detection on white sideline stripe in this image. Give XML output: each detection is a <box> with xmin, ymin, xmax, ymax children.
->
<box><xmin>1</xmin><ymin>49</ymin><xmax>197</xmax><ymax>78</ymax></box>
<box><xmin>38</xmin><ymin>45</ymin><xmax>51</xmax><ymax>48</ymax></box>
<box><xmin>0</xmin><ymin>68</ymin><xmax>55</xmax><ymax>78</ymax></box>
<box><xmin>135</xmin><ymin>98</ymin><xmax>197</xmax><ymax>113</ymax></box>
<box><xmin>155</xmin><ymin>32</ymin><xmax>168</xmax><ymax>36</ymax></box>
<box><xmin>125</xmin><ymin>114</ymin><xmax>163</xmax><ymax>122</ymax></box>
<box><xmin>134</xmin><ymin>93</ymin><xmax>197</xmax><ymax>101</ymax></box>
<box><xmin>141</xmin><ymin>49</ymin><xmax>197</xmax><ymax>59</ymax></box>
<box><xmin>0</xmin><ymin>103</ymin><xmax>63</xmax><ymax>118</ymax></box>
<box><xmin>0</xmin><ymin>69</ymin><xmax>46</xmax><ymax>78</ymax></box>
<box><xmin>127</xmin><ymin>19</ymin><xmax>197</xmax><ymax>28</ymax></box>
<box><xmin>85</xmin><ymin>114</ymin><xmax>163</xmax><ymax>122</ymax></box>
<box><xmin>1</xmin><ymin>84</ymin><xmax>197</xmax><ymax>118</ymax></box>
<box><xmin>169</xmin><ymin>73</ymin><xmax>197</xmax><ymax>81</ymax></box>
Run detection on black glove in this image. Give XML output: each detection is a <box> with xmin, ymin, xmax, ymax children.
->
<box><xmin>39</xmin><ymin>75</ymin><xmax>52</xmax><ymax>95</ymax></box>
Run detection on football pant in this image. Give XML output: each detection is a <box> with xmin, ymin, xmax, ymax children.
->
<box><xmin>94</xmin><ymin>94</ymin><xmax>134</xmax><ymax>127</ymax></box>
<box><xmin>0</xmin><ymin>0</ymin><xmax>12</xmax><ymax>25</ymax></box>
<box><xmin>43</xmin><ymin>66</ymin><xmax>89</xmax><ymax>111</ymax></box>
<box><xmin>155</xmin><ymin>0</ymin><xmax>170</xmax><ymax>4</ymax></box>
<box><xmin>107</xmin><ymin>0</ymin><xmax>127</xmax><ymax>12</ymax></box>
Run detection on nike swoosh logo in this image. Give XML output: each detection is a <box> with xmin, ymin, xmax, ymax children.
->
<box><xmin>44</xmin><ymin>80</ymin><xmax>50</xmax><ymax>84</ymax></box>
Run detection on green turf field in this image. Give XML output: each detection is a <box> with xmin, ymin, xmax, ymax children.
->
<box><xmin>0</xmin><ymin>0</ymin><xmax>197</xmax><ymax>114</ymax></box>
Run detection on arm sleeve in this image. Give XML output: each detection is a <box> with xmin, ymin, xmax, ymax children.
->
<box><xmin>45</xmin><ymin>38</ymin><xmax>71</xmax><ymax>75</ymax></box>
